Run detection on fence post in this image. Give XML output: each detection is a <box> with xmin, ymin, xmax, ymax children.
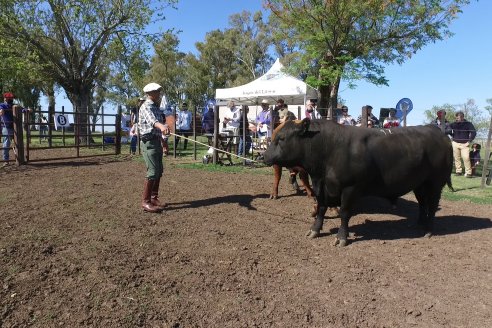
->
<box><xmin>61</xmin><ymin>106</ymin><xmax>66</xmax><ymax>147</ymax></box>
<box><xmin>102</xmin><ymin>105</ymin><xmax>105</xmax><ymax>151</ymax></box>
<box><xmin>193</xmin><ymin>105</ymin><xmax>197</xmax><ymax>160</ymax></box>
<box><xmin>47</xmin><ymin>105</ymin><xmax>53</xmax><ymax>147</ymax></box>
<box><xmin>13</xmin><ymin>106</ymin><xmax>26</xmax><ymax>165</ymax></box>
<box><xmin>115</xmin><ymin>106</ymin><xmax>121</xmax><ymax>155</ymax></box>
<box><xmin>172</xmin><ymin>106</ymin><xmax>177</xmax><ymax>158</ymax></box>
<box><xmin>213</xmin><ymin>105</ymin><xmax>219</xmax><ymax>164</ymax></box>
<box><xmin>480</xmin><ymin>115</ymin><xmax>492</xmax><ymax>188</ymax></box>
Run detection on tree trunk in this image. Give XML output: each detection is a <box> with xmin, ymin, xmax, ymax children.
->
<box><xmin>318</xmin><ymin>76</ymin><xmax>341</xmax><ymax>120</ymax></box>
<box><xmin>68</xmin><ymin>86</ymin><xmax>93</xmax><ymax>145</ymax></box>
<box><xmin>46</xmin><ymin>84</ymin><xmax>56</xmax><ymax>129</ymax></box>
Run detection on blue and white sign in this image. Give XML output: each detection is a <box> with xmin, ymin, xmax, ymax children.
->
<box><xmin>395</xmin><ymin>98</ymin><xmax>413</xmax><ymax>121</ymax></box>
<box><xmin>54</xmin><ymin>114</ymin><xmax>70</xmax><ymax>129</ymax></box>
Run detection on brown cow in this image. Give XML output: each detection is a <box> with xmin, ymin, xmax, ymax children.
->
<box><xmin>270</xmin><ymin>164</ymin><xmax>318</xmax><ymax>217</ymax></box>
<box><xmin>270</xmin><ymin>164</ymin><xmax>313</xmax><ymax>199</ymax></box>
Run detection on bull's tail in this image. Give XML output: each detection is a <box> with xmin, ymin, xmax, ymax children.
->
<box><xmin>447</xmin><ymin>176</ymin><xmax>455</xmax><ymax>192</ymax></box>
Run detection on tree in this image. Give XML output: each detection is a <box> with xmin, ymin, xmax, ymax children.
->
<box><xmin>146</xmin><ymin>32</ymin><xmax>187</xmax><ymax>105</ymax></box>
<box><xmin>227</xmin><ymin>10</ymin><xmax>273</xmax><ymax>84</ymax></box>
<box><xmin>105</xmin><ymin>40</ymin><xmax>150</xmax><ymax>111</ymax></box>
<box><xmin>265</xmin><ymin>0</ymin><xmax>471</xmax><ymax>118</ymax></box>
<box><xmin>0</xmin><ymin>0</ymin><xmax>176</xmax><ymax>141</ymax></box>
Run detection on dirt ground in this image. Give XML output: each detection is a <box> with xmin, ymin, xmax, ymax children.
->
<box><xmin>1</xmin><ymin>153</ymin><xmax>491</xmax><ymax>328</ymax></box>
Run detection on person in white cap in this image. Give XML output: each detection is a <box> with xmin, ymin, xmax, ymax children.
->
<box><xmin>138</xmin><ymin>82</ymin><xmax>171</xmax><ymax>213</ymax></box>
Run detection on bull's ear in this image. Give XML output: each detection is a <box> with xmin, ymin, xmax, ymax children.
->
<box><xmin>298</xmin><ymin>118</ymin><xmax>311</xmax><ymax>136</ymax></box>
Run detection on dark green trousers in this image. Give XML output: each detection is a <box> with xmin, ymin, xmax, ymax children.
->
<box><xmin>141</xmin><ymin>138</ymin><xmax>163</xmax><ymax>179</ymax></box>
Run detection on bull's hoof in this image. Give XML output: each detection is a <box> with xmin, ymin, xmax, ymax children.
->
<box><xmin>269</xmin><ymin>194</ymin><xmax>278</xmax><ymax>200</ymax></box>
<box><xmin>333</xmin><ymin>238</ymin><xmax>348</xmax><ymax>247</ymax></box>
<box><xmin>306</xmin><ymin>230</ymin><xmax>320</xmax><ymax>239</ymax></box>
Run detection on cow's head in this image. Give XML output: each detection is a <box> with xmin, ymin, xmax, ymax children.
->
<box><xmin>263</xmin><ymin>118</ymin><xmax>313</xmax><ymax>167</ymax></box>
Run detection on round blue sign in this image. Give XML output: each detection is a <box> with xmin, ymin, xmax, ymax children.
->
<box><xmin>395</xmin><ymin>98</ymin><xmax>413</xmax><ymax>121</ymax></box>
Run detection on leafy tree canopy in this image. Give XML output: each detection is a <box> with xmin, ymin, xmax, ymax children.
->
<box><xmin>265</xmin><ymin>0</ymin><xmax>471</xmax><ymax>116</ymax></box>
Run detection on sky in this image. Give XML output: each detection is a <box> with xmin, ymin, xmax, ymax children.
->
<box><xmin>51</xmin><ymin>0</ymin><xmax>492</xmax><ymax>127</ymax></box>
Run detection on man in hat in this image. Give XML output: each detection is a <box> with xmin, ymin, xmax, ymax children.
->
<box><xmin>138</xmin><ymin>83</ymin><xmax>171</xmax><ymax>212</ymax></box>
<box><xmin>256</xmin><ymin>99</ymin><xmax>272</xmax><ymax>137</ymax></box>
<box><xmin>0</xmin><ymin>92</ymin><xmax>31</xmax><ymax>165</ymax></box>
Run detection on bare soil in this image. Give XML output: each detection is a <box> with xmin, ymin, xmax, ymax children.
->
<box><xmin>1</xmin><ymin>154</ymin><xmax>491</xmax><ymax>328</ymax></box>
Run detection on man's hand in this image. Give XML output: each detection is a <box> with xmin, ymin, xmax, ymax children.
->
<box><xmin>161</xmin><ymin>124</ymin><xmax>170</xmax><ymax>136</ymax></box>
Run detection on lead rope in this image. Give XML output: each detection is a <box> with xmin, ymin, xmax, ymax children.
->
<box><xmin>167</xmin><ymin>132</ymin><xmax>259</xmax><ymax>163</ymax></box>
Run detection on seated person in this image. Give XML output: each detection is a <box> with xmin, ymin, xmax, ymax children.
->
<box><xmin>338</xmin><ymin>106</ymin><xmax>356</xmax><ymax>125</ymax></box>
<box><xmin>383</xmin><ymin>108</ymin><xmax>400</xmax><ymax>128</ymax></box>
<box><xmin>356</xmin><ymin>105</ymin><xmax>379</xmax><ymax>127</ymax></box>
<box><xmin>470</xmin><ymin>143</ymin><xmax>481</xmax><ymax>176</ymax></box>
<box><xmin>223</xmin><ymin>101</ymin><xmax>241</xmax><ymax>145</ymax></box>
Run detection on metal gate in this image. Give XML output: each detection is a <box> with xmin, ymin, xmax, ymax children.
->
<box><xmin>1</xmin><ymin>106</ymin><xmax>122</xmax><ymax>165</ymax></box>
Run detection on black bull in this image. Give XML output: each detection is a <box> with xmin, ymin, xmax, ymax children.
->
<box><xmin>263</xmin><ymin>119</ymin><xmax>453</xmax><ymax>246</ymax></box>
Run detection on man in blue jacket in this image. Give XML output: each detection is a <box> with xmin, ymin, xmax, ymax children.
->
<box><xmin>1</xmin><ymin>93</ymin><xmax>18</xmax><ymax>164</ymax></box>
<box><xmin>448</xmin><ymin>111</ymin><xmax>477</xmax><ymax>178</ymax></box>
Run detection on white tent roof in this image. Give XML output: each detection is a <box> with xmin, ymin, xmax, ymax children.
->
<box><xmin>215</xmin><ymin>59</ymin><xmax>318</xmax><ymax>105</ymax></box>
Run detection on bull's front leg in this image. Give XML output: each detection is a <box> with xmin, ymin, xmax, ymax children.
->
<box><xmin>335</xmin><ymin>209</ymin><xmax>351</xmax><ymax>247</ymax></box>
<box><xmin>335</xmin><ymin>188</ymin><xmax>356</xmax><ymax>247</ymax></box>
<box><xmin>270</xmin><ymin>164</ymin><xmax>282</xmax><ymax>199</ymax></box>
<box><xmin>307</xmin><ymin>205</ymin><xmax>327</xmax><ymax>238</ymax></box>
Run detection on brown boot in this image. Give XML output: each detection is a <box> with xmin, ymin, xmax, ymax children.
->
<box><xmin>142</xmin><ymin>179</ymin><xmax>161</xmax><ymax>213</ymax></box>
<box><xmin>151</xmin><ymin>178</ymin><xmax>167</xmax><ymax>210</ymax></box>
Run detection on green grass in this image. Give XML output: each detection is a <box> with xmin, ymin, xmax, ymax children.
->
<box><xmin>442</xmin><ymin>174</ymin><xmax>492</xmax><ymax>204</ymax></box>
<box><xmin>176</xmin><ymin>160</ymin><xmax>492</xmax><ymax>205</ymax></box>
<box><xmin>25</xmin><ymin>132</ymin><xmax>492</xmax><ymax>205</ymax></box>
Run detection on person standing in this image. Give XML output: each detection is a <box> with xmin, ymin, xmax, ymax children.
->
<box><xmin>202</xmin><ymin>102</ymin><xmax>215</xmax><ymax>134</ymax></box>
<box><xmin>138</xmin><ymin>83</ymin><xmax>170</xmax><ymax>213</ymax></box>
<box><xmin>448</xmin><ymin>111</ymin><xmax>476</xmax><ymax>177</ymax></box>
<box><xmin>277</xmin><ymin>102</ymin><xmax>290</xmax><ymax>124</ymax></box>
<box><xmin>176</xmin><ymin>102</ymin><xmax>192</xmax><ymax>150</ymax></box>
<box><xmin>0</xmin><ymin>92</ymin><xmax>31</xmax><ymax>165</ymax></box>
<box><xmin>432</xmin><ymin>109</ymin><xmax>449</xmax><ymax>128</ymax></box>
<box><xmin>256</xmin><ymin>99</ymin><xmax>272</xmax><ymax>137</ymax></box>
<box><xmin>237</xmin><ymin>106</ymin><xmax>253</xmax><ymax>156</ymax></box>
<box><xmin>305</xmin><ymin>100</ymin><xmax>322</xmax><ymax>119</ymax></box>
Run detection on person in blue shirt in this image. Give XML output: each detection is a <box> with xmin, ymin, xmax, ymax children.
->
<box><xmin>0</xmin><ymin>92</ymin><xmax>31</xmax><ymax>165</ymax></box>
<box><xmin>176</xmin><ymin>102</ymin><xmax>193</xmax><ymax>150</ymax></box>
<box><xmin>256</xmin><ymin>99</ymin><xmax>271</xmax><ymax>137</ymax></box>
<box><xmin>447</xmin><ymin>111</ymin><xmax>477</xmax><ymax>177</ymax></box>
<box><xmin>202</xmin><ymin>102</ymin><xmax>215</xmax><ymax>134</ymax></box>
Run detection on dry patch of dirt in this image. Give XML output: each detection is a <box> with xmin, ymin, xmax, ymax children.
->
<box><xmin>1</xmin><ymin>155</ymin><xmax>491</xmax><ymax>327</ymax></box>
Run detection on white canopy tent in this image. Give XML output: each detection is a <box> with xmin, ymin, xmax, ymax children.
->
<box><xmin>215</xmin><ymin>58</ymin><xmax>318</xmax><ymax>106</ymax></box>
